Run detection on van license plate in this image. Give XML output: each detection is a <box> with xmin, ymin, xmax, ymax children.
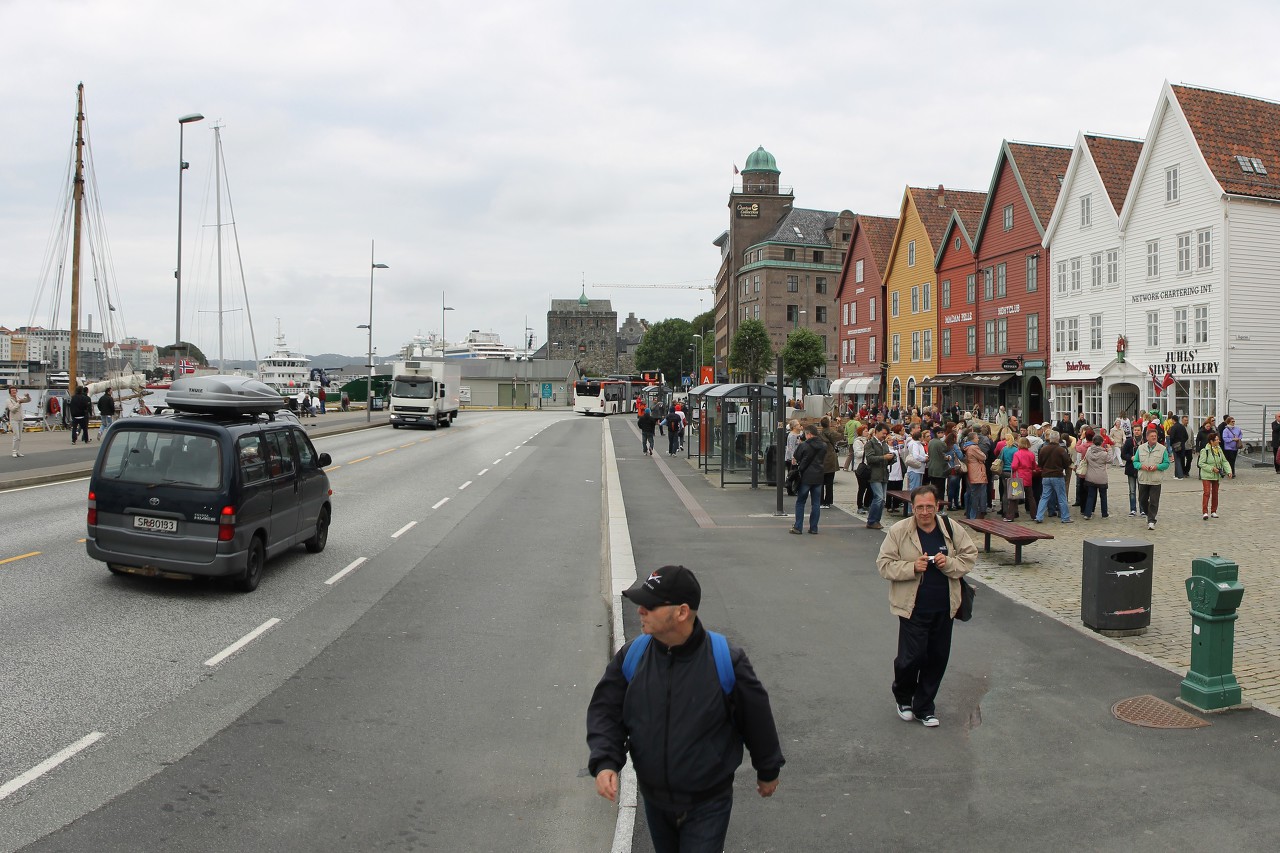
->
<box><xmin>134</xmin><ymin>515</ymin><xmax>178</xmax><ymax>533</ymax></box>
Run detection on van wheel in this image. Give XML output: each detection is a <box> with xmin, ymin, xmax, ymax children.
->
<box><xmin>234</xmin><ymin>537</ymin><xmax>265</xmax><ymax>592</ymax></box>
<box><xmin>305</xmin><ymin>507</ymin><xmax>330</xmax><ymax>553</ymax></box>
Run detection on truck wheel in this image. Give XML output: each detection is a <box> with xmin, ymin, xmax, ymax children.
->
<box><xmin>442</xmin><ymin>414</ymin><xmax>452</xmax><ymax>427</ymax></box>
<box><xmin>233</xmin><ymin>537</ymin><xmax>265</xmax><ymax>593</ymax></box>
<box><xmin>392</xmin><ymin>423</ymin><xmax>400</xmax><ymax>429</ymax></box>
<box><xmin>305</xmin><ymin>507</ymin><xmax>330</xmax><ymax>553</ymax></box>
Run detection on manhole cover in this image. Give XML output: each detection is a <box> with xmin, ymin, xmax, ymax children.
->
<box><xmin>1111</xmin><ymin>695</ymin><xmax>1210</xmax><ymax>729</ymax></box>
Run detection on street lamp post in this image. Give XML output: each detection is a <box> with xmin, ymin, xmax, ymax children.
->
<box><xmin>175</xmin><ymin>112</ymin><xmax>204</xmax><ymax>356</ymax></box>
<box><xmin>525</xmin><ymin>324</ymin><xmax>534</xmax><ymax>409</ymax></box>
<box><xmin>441</xmin><ymin>293</ymin><xmax>454</xmax><ymax>353</ymax></box>
<box><xmin>692</xmin><ymin>334</ymin><xmax>702</xmax><ymax>384</ymax></box>
<box><xmin>359</xmin><ymin>241</ymin><xmax>389</xmax><ymax>423</ymax></box>
<box><xmin>791</xmin><ymin>309</ymin><xmax>806</xmax><ymax>404</ymax></box>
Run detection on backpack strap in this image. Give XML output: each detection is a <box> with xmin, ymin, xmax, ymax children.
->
<box><xmin>620</xmin><ymin>631</ymin><xmax>736</xmax><ymax>695</ymax></box>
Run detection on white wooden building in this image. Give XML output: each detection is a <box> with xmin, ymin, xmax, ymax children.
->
<box><xmin>1042</xmin><ymin>132</ymin><xmax>1143</xmax><ymax>427</ymax></box>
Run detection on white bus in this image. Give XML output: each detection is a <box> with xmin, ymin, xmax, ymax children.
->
<box><xmin>572</xmin><ymin>379</ymin><xmax>636</xmax><ymax>416</ymax></box>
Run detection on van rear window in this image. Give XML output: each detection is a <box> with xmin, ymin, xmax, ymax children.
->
<box><xmin>99</xmin><ymin>430</ymin><xmax>223</xmax><ymax>489</ymax></box>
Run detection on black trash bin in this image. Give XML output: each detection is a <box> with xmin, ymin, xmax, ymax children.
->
<box><xmin>1081</xmin><ymin>538</ymin><xmax>1154</xmax><ymax>635</ymax></box>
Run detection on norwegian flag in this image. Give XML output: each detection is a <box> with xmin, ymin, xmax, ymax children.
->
<box><xmin>733</xmin><ymin>163</ymin><xmax>739</xmax><ymax>175</ymax></box>
<box><xmin>1161</xmin><ymin>372</ymin><xmax>1175</xmax><ymax>391</ymax></box>
<box><xmin>178</xmin><ymin>359</ymin><xmax>195</xmax><ymax>375</ymax></box>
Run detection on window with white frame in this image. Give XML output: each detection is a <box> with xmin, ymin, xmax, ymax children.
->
<box><xmin>1146</xmin><ymin>311</ymin><xmax>1159</xmax><ymax>347</ymax></box>
<box><xmin>1085</xmin><ymin>384</ymin><xmax>1103</xmax><ymax>427</ymax></box>
<box><xmin>907</xmin><ymin>377</ymin><xmax>917</xmax><ymax>407</ymax></box>
<box><xmin>996</xmin><ymin>263</ymin><xmax>1006</xmax><ymax>298</ymax></box>
<box><xmin>911</xmin><ymin>331</ymin><xmax>920</xmax><ymax>361</ymax></box>
<box><xmin>855</xmin><ymin>259</ymin><xmax>864</xmax><ymax>282</ymax></box>
<box><xmin>892</xmin><ymin>334</ymin><xmax>900</xmax><ymax>363</ymax></box>
<box><xmin>1090</xmin><ymin>314</ymin><xmax>1103</xmax><ymax>350</ymax></box>
<box><xmin>923</xmin><ymin>329</ymin><xmax>933</xmax><ymax>360</ymax></box>
<box><xmin>966</xmin><ymin>274</ymin><xmax>976</xmax><ymax>303</ymax></box>
<box><xmin>869</xmin><ymin>297</ymin><xmax>876</xmax><ymax>321</ymax></box>
<box><xmin>850</xmin><ymin>302</ymin><xmax>857</xmax><ymax>324</ymax></box>
<box><xmin>1026</xmin><ymin>313</ymin><xmax>1039</xmax><ymax>352</ymax></box>
<box><xmin>754</xmin><ymin>304</ymin><xmax>760</xmax><ymax>320</ymax></box>
<box><xmin>1197</xmin><ymin>229</ymin><xmax>1212</xmax><ymax>269</ymax></box>
<box><xmin>842</xmin><ymin>303</ymin><xmax>848</xmax><ymax>325</ymax></box>
<box><xmin>1070</xmin><ymin>257</ymin><xmax>1082</xmax><ymax>291</ymax></box>
<box><xmin>908</xmin><ymin>241</ymin><xmax>916</xmax><ymax>266</ymax></box>
<box><xmin>942</xmin><ymin>327</ymin><xmax>951</xmax><ymax>356</ymax></box>
<box><xmin>942</xmin><ymin>279</ymin><xmax>951</xmax><ymax>308</ymax></box>
<box><xmin>923</xmin><ymin>282</ymin><xmax>931</xmax><ymax>311</ymax></box>
<box><xmin>868</xmin><ymin>336</ymin><xmax>876</xmax><ymax>364</ymax></box>
<box><xmin>911</xmin><ymin>286</ymin><xmax>919</xmax><ymax>314</ymax></box>
<box><xmin>1027</xmin><ymin>254</ymin><xmax>1038</xmax><ymax>292</ymax></box>
<box><xmin>1106</xmin><ymin>249</ymin><xmax>1119</xmax><ymax>285</ymax></box>
<box><xmin>1003</xmin><ymin>204</ymin><xmax>1014</xmax><ymax>230</ymax></box>
<box><xmin>1177</xmin><ymin>233</ymin><xmax>1192</xmax><ymax>273</ymax></box>
<box><xmin>1174</xmin><ymin>307</ymin><xmax>1188</xmax><ymax>345</ymax></box>
<box><xmin>849</xmin><ymin>337</ymin><xmax>856</xmax><ymax>363</ymax></box>
<box><xmin>1166</xmin><ymin>165</ymin><xmax>1179</xmax><ymax>202</ymax></box>
<box><xmin>1147</xmin><ymin>240</ymin><xmax>1160</xmax><ymax>278</ymax></box>
<box><xmin>1191</xmin><ymin>378</ymin><xmax>1216</xmax><ymax>422</ymax></box>
<box><xmin>966</xmin><ymin>326</ymin><xmax>976</xmax><ymax>355</ymax></box>
<box><xmin>891</xmin><ymin>292</ymin><xmax>899</xmax><ymax>317</ymax></box>
<box><xmin>1055</xmin><ymin>317</ymin><xmax>1079</xmax><ymax>352</ymax></box>
<box><xmin>1091</xmin><ymin>253</ymin><xmax>1102</xmax><ymax>289</ymax></box>
<box><xmin>996</xmin><ymin>318</ymin><xmax>1008</xmax><ymax>354</ymax></box>
<box><xmin>1054</xmin><ymin>387</ymin><xmax>1073</xmax><ymax>423</ymax></box>
<box><xmin>842</xmin><ymin>340</ymin><xmax>848</xmax><ymax>364</ymax></box>
<box><xmin>892</xmin><ymin>377</ymin><xmax>901</xmax><ymax>406</ymax></box>
<box><xmin>1080</xmin><ymin>194</ymin><xmax>1092</xmax><ymax>227</ymax></box>
<box><xmin>1194</xmin><ymin>304</ymin><xmax>1209</xmax><ymax>344</ymax></box>
<box><xmin>984</xmin><ymin>320</ymin><xmax>995</xmax><ymax>354</ymax></box>
<box><xmin>1056</xmin><ymin>260</ymin><xmax>1068</xmax><ymax>294</ymax></box>
<box><xmin>984</xmin><ymin>268</ymin><xmax>994</xmax><ymax>300</ymax></box>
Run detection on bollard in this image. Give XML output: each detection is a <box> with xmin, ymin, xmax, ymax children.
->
<box><xmin>1180</xmin><ymin>553</ymin><xmax>1246</xmax><ymax>711</ymax></box>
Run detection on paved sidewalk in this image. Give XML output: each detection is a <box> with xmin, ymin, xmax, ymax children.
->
<box><xmin>828</xmin><ymin>466</ymin><xmax>1280</xmax><ymax>711</ymax></box>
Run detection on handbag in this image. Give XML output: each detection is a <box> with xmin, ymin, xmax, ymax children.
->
<box><xmin>956</xmin><ymin>577</ymin><xmax>976</xmax><ymax>622</ymax></box>
<box><xmin>990</xmin><ymin>456</ymin><xmax>1004</xmax><ymax>475</ymax></box>
<box><xmin>1009</xmin><ymin>477</ymin><xmax>1025</xmax><ymax>499</ymax></box>
<box><xmin>1074</xmin><ymin>455</ymin><xmax>1088</xmax><ymax>476</ymax></box>
<box><xmin>855</xmin><ymin>461</ymin><xmax>870</xmax><ymax>479</ymax></box>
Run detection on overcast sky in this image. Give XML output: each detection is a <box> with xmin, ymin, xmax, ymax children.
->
<box><xmin>3</xmin><ymin>0</ymin><xmax>1278</xmax><ymax>362</ymax></box>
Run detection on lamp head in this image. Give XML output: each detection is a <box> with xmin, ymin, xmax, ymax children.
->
<box><xmin>178</xmin><ymin>113</ymin><xmax>205</xmax><ymax>124</ymax></box>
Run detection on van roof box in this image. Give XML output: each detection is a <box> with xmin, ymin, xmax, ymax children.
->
<box><xmin>166</xmin><ymin>375</ymin><xmax>285</xmax><ymax>415</ymax></box>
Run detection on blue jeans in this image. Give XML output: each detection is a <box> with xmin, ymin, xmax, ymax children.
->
<box><xmin>643</xmin><ymin>794</ymin><xmax>734</xmax><ymax>853</ymax></box>
<box><xmin>965</xmin><ymin>482</ymin><xmax>988</xmax><ymax>518</ymax></box>
<box><xmin>794</xmin><ymin>482</ymin><xmax>821</xmax><ymax>532</ymax></box>
<box><xmin>1127</xmin><ymin>476</ymin><xmax>1138</xmax><ymax>513</ymax></box>
<box><xmin>867</xmin><ymin>481</ymin><xmax>887</xmax><ymax>525</ymax></box>
<box><xmin>1083</xmin><ymin>483</ymin><xmax>1108</xmax><ymax>517</ymax></box>
<box><xmin>1036</xmin><ymin>476</ymin><xmax>1070</xmax><ymax>521</ymax></box>
<box><xmin>642</xmin><ymin>431</ymin><xmax>654</xmax><ymax>454</ymax></box>
<box><xmin>906</xmin><ymin>469</ymin><xmax>924</xmax><ymax>490</ymax></box>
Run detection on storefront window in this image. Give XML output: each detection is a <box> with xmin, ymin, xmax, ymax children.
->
<box><xmin>1191</xmin><ymin>379</ymin><xmax>1217</xmax><ymax>422</ymax></box>
<box><xmin>1084</xmin><ymin>385</ymin><xmax>1102</xmax><ymax>428</ymax></box>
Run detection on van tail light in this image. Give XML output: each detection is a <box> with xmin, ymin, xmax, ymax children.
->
<box><xmin>217</xmin><ymin>505</ymin><xmax>236</xmax><ymax>542</ymax></box>
<box><xmin>87</xmin><ymin>490</ymin><xmax>97</xmax><ymax>527</ymax></box>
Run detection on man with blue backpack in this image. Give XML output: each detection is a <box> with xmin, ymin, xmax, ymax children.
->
<box><xmin>587</xmin><ymin>565</ymin><xmax>784</xmax><ymax>852</ymax></box>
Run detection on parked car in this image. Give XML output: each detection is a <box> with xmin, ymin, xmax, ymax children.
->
<box><xmin>85</xmin><ymin>375</ymin><xmax>333</xmax><ymax>592</ymax></box>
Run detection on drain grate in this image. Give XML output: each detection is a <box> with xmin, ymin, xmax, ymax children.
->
<box><xmin>1112</xmin><ymin>695</ymin><xmax>1210</xmax><ymax>729</ymax></box>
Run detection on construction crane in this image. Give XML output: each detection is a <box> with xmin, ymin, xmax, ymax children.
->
<box><xmin>592</xmin><ymin>280</ymin><xmax>714</xmax><ymax>290</ymax></box>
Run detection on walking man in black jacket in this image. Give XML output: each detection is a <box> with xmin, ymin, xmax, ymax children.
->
<box><xmin>68</xmin><ymin>387</ymin><xmax>92</xmax><ymax>445</ymax></box>
<box><xmin>791</xmin><ymin>424</ymin><xmax>827</xmax><ymax>533</ymax></box>
<box><xmin>587</xmin><ymin>566</ymin><xmax>784</xmax><ymax>853</ymax></box>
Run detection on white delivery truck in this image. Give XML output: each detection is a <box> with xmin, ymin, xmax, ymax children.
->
<box><xmin>388</xmin><ymin>358</ymin><xmax>461</xmax><ymax>429</ymax></box>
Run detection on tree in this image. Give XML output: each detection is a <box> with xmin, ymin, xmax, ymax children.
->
<box><xmin>729</xmin><ymin>319</ymin><xmax>773</xmax><ymax>382</ymax></box>
<box><xmin>634</xmin><ymin>318</ymin><xmax>694</xmax><ymax>385</ymax></box>
<box><xmin>689</xmin><ymin>308</ymin><xmax>715</xmax><ymax>375</ymax></box>
<box><xmin>158</xmin><ymin>341</ymin><xmax>209</xmax><ymax>365</ymax></box>
<box><xmin>782</xmin><ymin>328</ymin><xmax>826</xmax><ymax>395</ymax></box>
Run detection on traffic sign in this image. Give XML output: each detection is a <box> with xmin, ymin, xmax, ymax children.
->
<box><xmin>541</xmin><ymin>382</ymin><xmax>552</xmax><ymax>399</ymax></box>
<box><xmin>682</xmin><ymin>375</ymin><xmax>693</xmax><ymax>387</ymax></box>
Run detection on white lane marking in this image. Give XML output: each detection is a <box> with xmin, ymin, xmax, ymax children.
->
<box><xmin>505</xmin><ymin>451</ymin><xmax>513</xmax><ymax>456</ymax></box>
<box><xmin>477</xmin><ymin>468</ymin><xmax>489</xmax><ymax>476</ymax></box>
<box><xmin>459</xmin><ymin>480</ymin><xmax>472</xmax><ymax>490</ymax></box>
<box><xmin>432</xmin><ymin>497</ymin><xmax>450</xmax><ymax>510</ymax></box>
<box><xmin>1</xmin><ymin>476</ymin><xmax>91</xmax><ymax>494</ymax></box>
<box><xmin>205</xmin><ymin>618</ymin><xmax>281</xmax><ymax>667</ymax></box>
<box><xmin>325</xmin><ymin>557</ymin><xmax>367</xmax><ymax>586</ymax></box>
<box><xmin>392</xmin><ymin>521</ymin><xmax>418</xmax><ymax>539</ymax></box>
<box><xmin>0</xmin><ymin>731</ymin><xmax>106</xmax><ymax>801</ymax></box>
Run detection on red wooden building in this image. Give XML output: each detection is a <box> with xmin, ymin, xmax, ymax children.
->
<box><xmin>832</xmin><ymin>213</ymin><xmax>897</xmax><ymax>407</ymax></box>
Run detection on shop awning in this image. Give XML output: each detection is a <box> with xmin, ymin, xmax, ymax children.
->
<box><xmin>920</xmin><ymin>374</ymin><xmax>966</xmax><ymax>388</ymax></box>
<box><xmin>837</xmin><ymin>376</ymin><xmax>881</xmax><ymax>395</ymax></box>
<box><xmin>957</xmin><ymin>372</ymin><xmax>1015</xmax><ymax>388</ymax></box>
<box><xmin>1048</xmin><ymin>375</ymin><xmax>1101</xmax><ymax>384</ymax></box>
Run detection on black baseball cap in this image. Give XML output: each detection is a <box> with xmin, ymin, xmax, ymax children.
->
<box><xmin>622</xmin><ymin>565</ymin><xmax>701</xmax><ymax>610</ymax></box>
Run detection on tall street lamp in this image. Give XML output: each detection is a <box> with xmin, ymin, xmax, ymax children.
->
<box><xmin>791</xmin><ymin>309</ymin><xmax>806</xmax><ymax>403</ymax></box>
<box><xmin>359</xmin><ymin>240</ymin><xmax>389</xmax><ymax>423</ymax></box>
<box><xmin>441</xmin><ymin>293</ymin><xmax>455</xmax><ymax>353</ymax></box>
<box><xmin>525</xmin><ymin>324</ymin><xmax>534</xmax><ymax>409</ymax></box>
<box><xmin>692</xmin><ymin>334</ymin><xmax>702</xmax><ymax>383</ymax></box>
<box><xmin>175</xmin><ymin>112</ymin><xmax>204</xmax><ymax>357</ymax></box>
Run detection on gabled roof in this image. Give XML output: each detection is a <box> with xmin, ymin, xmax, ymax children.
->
<box><xmin>1172</xmin><ymin>83</ymin><xmax>1280</xmax><ymax>201</ymax></box>
<box><xmin>933</xmin><ymin>197</ymin><xmax>987</xmax><ymax>267</ymax></box>
<box><xmin>762</xmin><ymin>207</ymin><xmax>838</xmax><ymax>245</ymax></box>
<box><xmin>973</xmin><ymin>140</ymin><xmax>1072</xmax><ymax>248</ymax></box>
<box><xmin>855</xmin><ymin>214</ymin><xmax>899</xmax><ymax>273</ymax></box>
<box><xmin>1083</xmin><ymin>134</ymin><xmax>1143</xmax><ymax>213</ymax></box>
<box><xmin>885</xmin><ymin>186</ymin><xmax>986</xmax><ymax>279</ymax></box>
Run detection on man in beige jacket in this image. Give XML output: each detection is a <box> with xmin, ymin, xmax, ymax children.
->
<box><xmin>876</xmin><ymin>484</ymin><xmax>978</xmax><ymax>727</ymax></box>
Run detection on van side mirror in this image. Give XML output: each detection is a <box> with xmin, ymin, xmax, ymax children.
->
<box><xmin>317</xmin><ymin>452</ymin><xmax>332</xmax><ymax>467</ymax></box>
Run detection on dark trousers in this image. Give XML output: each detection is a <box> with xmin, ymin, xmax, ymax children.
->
<box><xmin>822</xmin><ymin>471</ymin><xmax>835</xmax><ymax>505</ymax></box>
<box><xmin>893</xmin><ymin>608</ymin><xmax>954</xmax><ymax>718</ymax></box>
<box><xmin>1182</xmin><ymin>449</ymin><xmax>1194</xmax><ymax>477</ymax></box>
<box><xmin>71</xmin><ymin>415</ymin><xmax>90</xmax><ymax>443</ymax></box>
<box><xmin>927</xmin><ymin>476</ymin><xmax>947</xmax><ymax>503</ymax></box>
<box><xmin>1138</xmin><ymin>483</ymin><xmax>1162</xmax><ymax>522</ymax></box>
<box><xmin>856</xmin><ymin>469</ymin><xmax>871</xmax><ymax>509</ymax></box>
<box><xmin>641</xmin><ymin>431</ymin><xmax>655</xmax><ymax>455</ymax></box>
<box><xmin>887</xmin><ymin>479</ymin><xmax>904</xmax><ymax>510</ymax></box>
<box><xmin>794</xmin><ymin>482</ymin><xmax>821</xmax><ymax>532</ymax></box>
<box><xmin>668</xmin><ymin>429</ymin><xmax>680</xmax><ymax>455</ymax></box>
<box><xmin>643</xmin><ymin>794</ymin><xmax>733</xmax><ymax>853</ymax></box>
<box><xmin>1083</xmin><ymin>483</ymin><xmax>1109</xmax><ymax>517</ymax></box>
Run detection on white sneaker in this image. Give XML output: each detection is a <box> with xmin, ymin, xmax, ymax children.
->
<box><xmin>1147</xmin><ymin>522</ymin><xmax>1155</xmax><ymax>530</ymax></box>
<box><xmin>1129</xmin><ymin>511</ymin><xmax>1136</xmax><ymax>517</ymax></box>
<box><xmin>895</xmin><ymin>703</ymin><xmax>914</xmax><ymax>722</ymax></box>
<box><xmin>919</xmin><ymin>714</ymin><xmax>940</xmax><ymax>728</ymax></box>
<box><xmin>1203</xmin><ymin>513</ymin><xmax>1209</xmax><ymax>520</ymax></box>
<box><xmin>1211</xmin><ymin>512</ymin><xmax>1219</xmax><ymax>518</ymax></box>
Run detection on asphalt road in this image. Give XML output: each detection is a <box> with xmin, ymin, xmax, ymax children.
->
<box><xmin>2</xmin><ymin>411</ymin><xmax>616</xmax><ymax>852</ymax></box>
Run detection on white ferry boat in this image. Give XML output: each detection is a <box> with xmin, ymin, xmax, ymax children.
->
<box><xmin>442</xmin><ymin>330</ymin><xmax>516</xmax><ymax>360</ymax></box>
<box><xmin>257</xmin><ymin>329</ymin><xmax>311</xmax><ymax>395</ymax></box>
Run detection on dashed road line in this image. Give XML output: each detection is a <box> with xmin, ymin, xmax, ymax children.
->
<box><xmin>505</xmin><ymin>451</ymin><xmax>513</xmax><ymax>456</ymax></box>
<box><xmin>432</xmin><ymin>497</ymin><xmax>450</xmax><ymax>510</ymax></box>
<box><xmin>348</xmin><ymin>455</ymin><xmax>372</xmax><ymax>465</ymax></box>
<box><xmin>204</xmin><ymin>618</ymin><xmax>281</xmax><ymax>667</ymax></box>
<box><xmin>325</xmin><ymin>557</ymin><xmax>367</xmax><ymax>586</ymax></box>
<box><xmin>0</xmin><ymin>732</ymin><xmax>105</xmax><ymax>801</ymax></box>
<box><xmin>493</xmin><ymin>459</ymin><xmax>503</xmax><ymax>465</ymax></box>
<box><xmin>377</xmin><ymin>448</ymin><xmax>397</xmax><ymax>456</ymax></box>
<box><xmin>477</xmin><ymin>468</ymin><xmax>489</xmax><ymax>476</ymax></box>
<box><xmin>400</xmin><ymin>443</ymin><xmax>415</xmax><ymax>448</ymax></box>
<box><xmin>0</xmin><ymin>551</ymin><xmax>41</xmax><ymax>566</ymax></box>
<box><xmin>459</xmin><ymin>480</ymin><xmax>472</xmax><ymax>490</ymax></box>
<box><xmin>392</xmin><ymin>521</ymin><xmax>418</xmax><ymax>538</ymax></box>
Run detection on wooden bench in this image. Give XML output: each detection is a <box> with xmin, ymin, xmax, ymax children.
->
<box><xmin>953</xmin><ymin>517</ymin><xmax>1054</xmax><ymax>565</ymax></box>
<box><xmin>887</xmin><ymin>488</ymin><xmax>914</xmax><ymax>517</ymax></box>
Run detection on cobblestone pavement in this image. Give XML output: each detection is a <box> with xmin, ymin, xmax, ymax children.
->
<box><xmin>829</xmin><ymin>465</ymin><xmax>1280</xmax><ymax>713</ymax></box>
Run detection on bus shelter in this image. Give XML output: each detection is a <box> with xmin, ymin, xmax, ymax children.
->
<box><xmin>692</xmin><ymin>383</ymin><xmax>779</xmax><ymax>488</ymax></box>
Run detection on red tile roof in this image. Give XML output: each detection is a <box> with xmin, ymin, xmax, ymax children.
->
<box><xmin>1172</xmin><ymin>84</ymin><xmax>1280</xmax><ymax>201</ymax></box>
<box><xmin>1084</xmin><ymin>134</ymin><xmax>1143</xmax><ymax>214</ymax></box>
<box><xmin>909</xmin><ymin>186</ymin><xmax>987</xmax><ymax>250</ymax></box>
<box><xmin>854</xmin><ymin>214</ymin><xmax>899</xmax><ymax>274</ymax></box>
<box><xmin>1006</xmin><ymin>142</ymin><xmax>1073</xmax><ymax>229</ymax></box>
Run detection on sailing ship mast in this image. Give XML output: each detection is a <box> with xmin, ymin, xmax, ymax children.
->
<box><xmin>68</xmin><ymin>83</ymin><xmax>86</xmax><ymax>396</ymax></box>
